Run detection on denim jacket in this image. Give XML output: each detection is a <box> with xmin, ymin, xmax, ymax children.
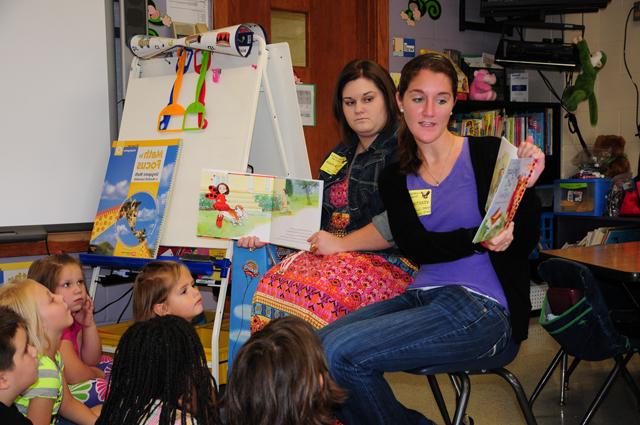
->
<box><xmin>318</xmin><ymin>128</ymin><xmax>398</xmax><ymax>234</ymax></box>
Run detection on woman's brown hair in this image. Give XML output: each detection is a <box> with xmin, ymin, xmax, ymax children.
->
<box><xmin>396</xmin><ymin>52</ymin><xmax>459</xmax><ymax>174</ymax></box>
<box><xmin>225</xmin><ymin>316</ymin><xmax>347</xmax><ymax>425</ymax></box>
<box><xmin>132</xmin><ymin>261</ymin><xmax>184</xmax><ymax>322</ymax></box>
<box><xmin>332</xmin><ymin>59</ymin><xmax>400</xmax><ymax>145</ymax></box>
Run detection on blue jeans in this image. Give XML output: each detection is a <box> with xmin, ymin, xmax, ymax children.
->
<box><xmin>319</xmin><ymin>285</ymin><xmax>511</xmax><ymax>425</ymax></box>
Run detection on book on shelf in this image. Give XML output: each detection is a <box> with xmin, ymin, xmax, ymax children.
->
<box><xmin>197</xmin><ymin>169</ymin><xmax>323</xmax><ymax>251</ymax></box>
<box><xmin>450</xmin><ymin>108</ymin><xmax>552</xmax><ymax>154</ymax></box>
<box><xmin>89</xmin><ymin>139</ymin><xmax>181</xmax><ymax>259</ymax></box>
<box><xmin>473</xmin><ymin>137</ymin><xmax>537</xmax><ymax>243</ymax></box>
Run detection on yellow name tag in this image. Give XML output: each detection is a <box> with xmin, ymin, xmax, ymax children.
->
<box><xmin>409</xmin><ymin>189</ymin><xmax>432</xmax><ymax>216</ymax></box>
<box><xmin>320</xmin><ymin>152</ymin><xmax>347</xmax><ymax>175</ymax></box>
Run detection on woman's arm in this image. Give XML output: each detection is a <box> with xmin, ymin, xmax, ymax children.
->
<box><xmin>60</xmin><ymin>378</ymin><xmax>97</xmax><ymax>425</ymax></box>
<box><xmin>308</xmin><ymin>222</ymin><xmax>392</xmax><ymax>256</ymax></box>
<box><xmin>59</xmin><ymin>340</ymin><xmax>104</xmax><ymax>384</ymax></box>
<box><xmin>379</xmin><ymin>166</ymin><xmax>480</xmax><ymax>264</ymax></box>
<box><xmin>26</xmin><ymin>397</ymin><xmax>56</xmax><ymax>425</ymax></box>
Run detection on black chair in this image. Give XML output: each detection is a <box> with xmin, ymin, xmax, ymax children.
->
<box><xmin>409</xmin><ymin>340</ymin><xmax>537</xmax><ymax>425</ymax></box>
<box><xmin>530</xmin><ymin>258</ymin><xmax>640</xmax><ymax>425</ymax></box>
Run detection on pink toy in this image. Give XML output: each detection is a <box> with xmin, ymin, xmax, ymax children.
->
<box><xmin>469</xmin><ymin>69</ymin><xmax>497</xmax><ymax>101</ymax></box>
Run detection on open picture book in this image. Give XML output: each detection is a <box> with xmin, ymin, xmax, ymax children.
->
<box><xmin>197</xmin><ymin>169</ymin><xmax>323</xmax><ymax>251</ymax></box>
<box><xmin>473</xmin><ymin>137</ymin><xmax>537</xmax><ymax>243</ymax></box>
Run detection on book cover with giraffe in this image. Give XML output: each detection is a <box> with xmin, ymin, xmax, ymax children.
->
<box><xmin>89</xmin><ymin>139</ymin><xmax>181</xmax><ymax>258</ymax></box>
<box><xmin>197</xmin><ymin>169</ymin><xmax>323</xmax><ymax>251</ymax></box>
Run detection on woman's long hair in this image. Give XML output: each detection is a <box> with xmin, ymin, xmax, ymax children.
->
<box><xmin>96</xmin><ymin>315</ymin><xmax>219</xmax><ymax>425</ymax></box>
<box><xmin>224</xmin><ymin>316</ymin><xmax>346</xmax><ymax>425</ymax></box>
<box><xmin>332</xmin><ymin>59</ymin><xmax>400</xmax><ymax>145</ymax></box>
<box><xmin>396</xmin><ymin>52</ymin><xmax>459</xmax><ymax>174</ymax></box>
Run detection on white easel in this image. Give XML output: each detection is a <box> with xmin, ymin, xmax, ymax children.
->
<box><xmin>93</xmin><ymin>28</ymin><xmax>311</xmax><ymax>385</ymax></box>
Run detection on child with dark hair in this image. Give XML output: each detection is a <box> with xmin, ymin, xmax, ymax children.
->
<box><xmin>28</xmin><ymin>254</ymin><xmax>110</xmax><ymax>407</ymax></box>
<box><xmin>0</xmin><ymin>306</ymin><xmax>38</xmax><ymax>424</ymax></box>
<box><xmin>224</xmin><ymin>316</ymin><xmax>346</xmax><ymax>425</ymax></box>
<box><xmin>132</xmin><ymin>261</ymin><xmax>204</xmax><ymax>322</ymax></box>
<box><xmin>96</xmin><ymin>315</ymin><xmax>219</xmax><ymax>425</ymax></box>
<box><xmin>0</xmin><ymin>280</ymin><xmax>99</xmax><ymax>425</ymax></box>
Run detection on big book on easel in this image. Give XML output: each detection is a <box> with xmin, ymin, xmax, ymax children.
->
<box><xmin>197</xmin><ymin>170</ymin><xmax>323</xmax><ymax>251</ymax></box>
<box><xmin>473</xmin><ymin>137</ymin><xmax>536</xmax><ymax>243</ymax></box>
<box><xmin>89</xmin><ymin>139</ymin><xmax>181</xmax><ymax>258</ymax></box>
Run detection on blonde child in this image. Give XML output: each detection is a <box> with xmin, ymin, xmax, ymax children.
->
<box><xmin>132</xmin><ymin>261</ymin><xmax>204</xmax><ymax>322</ymax></box>
<box><xmin>28</xmin><ymin>255</ymin><xmax>110</xmax><ymax>407</ymax></box>
<box><xmin>224</xmin><ymin>316</ymin><xmax>346</xmax><ymax>425</ymax></box>
<box><xmin>0</xmin><ymin>279</ymin><xmax>99</xmax><ymax>425</ymax></box>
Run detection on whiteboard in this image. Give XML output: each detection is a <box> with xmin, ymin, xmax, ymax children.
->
<box><xmin>0</xmin><ymin>1</ymin><xmax>116</xmax><ymax>229</ymax></box>
<box><xmin>118</xmin><ymin>41</ymin><xmax>310</xmax><ymax>249</ymax></box>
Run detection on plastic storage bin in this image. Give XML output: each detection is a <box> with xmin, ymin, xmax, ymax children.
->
<box><xmin>553</xmin><ymin>179</ymin><xmax>611</xmax><ymax>216</ymax></box>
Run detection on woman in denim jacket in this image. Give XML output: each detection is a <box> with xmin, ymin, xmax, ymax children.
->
<box><xmin>243</xmin><ymin>60</ymin><xmax>416</xmax><ymax>331</ymax></box>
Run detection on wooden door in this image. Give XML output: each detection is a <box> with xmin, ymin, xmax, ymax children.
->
<box><xmin>214</xmin><ymin>0</ymin><xmax>388</xmax><ymax>174</ymax></box>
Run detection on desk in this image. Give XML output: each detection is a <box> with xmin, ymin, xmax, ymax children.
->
<box><xmin>541</xmin><ymin>241</ymin><xmax>640</xmax><ymax>284</ymax></box>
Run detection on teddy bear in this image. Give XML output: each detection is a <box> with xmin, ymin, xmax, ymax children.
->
<box><xmin>469</xmin><ymin>69</ymin><xmax>497</xmax><ymax>101</ymax></box>
<box><xmin>592</xmin><ymin>135</ymin><xmax>630</xmax><ymax>178</ymax></box>
<box><xmin>562</xmin><ymin>36</ymin><xmax>607</xmax><ymax>126</ymax></box>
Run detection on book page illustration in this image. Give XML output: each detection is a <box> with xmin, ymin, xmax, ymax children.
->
<box><xmin>474</xmin><ymin>137</ymin><xmax>535</xmax><ymax>243</ymax></box>
<box><xmin>197</xmin><ymin>170</ymin><xmax>322</xmax><ymax>250</ymax></box>
<box><xmin>89</xmin><ymin>139</ymin><xmax>181</xmax><ymax>258</ymax></box>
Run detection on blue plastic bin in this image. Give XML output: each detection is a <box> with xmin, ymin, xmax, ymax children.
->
<box><xmin>553</xmin><ymin>179</ymin><xmax>611</xmax><ymax>216</ymax></box>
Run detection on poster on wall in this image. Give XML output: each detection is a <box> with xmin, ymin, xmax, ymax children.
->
<box><xmin>148</xmin><ymin>0</ymin><xmax>213</xmax><ymax>38</ymax></box>
<box><xmin>0</xmin><ymin>262</ymin><xmax>32</xmax><ymax>285</ymax></box>
<box><xmin>296</xmin><ymin>84</ymin><xmax>316</xmax><ymax>127</ymax></box>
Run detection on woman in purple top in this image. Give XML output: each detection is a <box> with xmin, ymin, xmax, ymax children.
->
<box><xmin>319</xmin><ymin>52</ymin><xmax>545</xmax><ymax>425</ymax></box>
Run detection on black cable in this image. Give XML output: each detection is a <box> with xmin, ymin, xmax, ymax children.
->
<box><xmin>623</xmin><ymin>6</ymin><xmax>640</xmax><ymax>139</ymax></box>
<box><xmin>117</xmin><ymin>290</ymin><xmax>133</xmax><ymax>323</ymax></box>
<box><xmin>93</xmin><ymin>286</ymin><xmax>133</xmax><ymax>314</ymax></box>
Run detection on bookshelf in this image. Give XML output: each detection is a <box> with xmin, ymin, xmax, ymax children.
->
<box><xmin>555</xmin><ymin>215</ymin><xmax>640</xmax><ymax>248</ymax></box>
<box><xmin>452</xmin><ymin>100</ymin><xmax>561</xmax><ymax>185</ymax></box>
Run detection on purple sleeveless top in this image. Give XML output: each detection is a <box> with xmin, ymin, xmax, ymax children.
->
<box><xmin>406</xmin><ymin>138</ymin><xmax>507</xmax><ymax>310</ymax></box>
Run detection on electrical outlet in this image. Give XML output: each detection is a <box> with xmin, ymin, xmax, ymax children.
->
<box><xmin>634</xmin><ymin>1</ymin><xmax>640</xmax><ymax>22</ymax></box>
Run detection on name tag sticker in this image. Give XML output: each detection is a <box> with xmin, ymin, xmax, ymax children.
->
<box><xmin>320</xmin><ymin>153</ymin><xmax>347</xmax><ymax>175</ymax></box>
<box><xmin>409</xmin><ymin>189</ymin><xmax>432</xmax><ymax>216</ymax></box>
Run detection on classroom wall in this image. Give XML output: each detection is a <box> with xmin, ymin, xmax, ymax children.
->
<box><xmin>387</xmin><ymin>0</ymin><xmax>565</xmax><ymax>104</ymax></box>
<box><xmin>562</xmin><ymin>3</ymin><xmax>640</xmax><ymax>178</ymax></box>
<box><xmin>388</xmin><ymin>0</ymin><xmax>500</xmax><ymax>72</ymax></box>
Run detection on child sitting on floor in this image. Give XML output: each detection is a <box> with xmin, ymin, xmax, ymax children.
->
<box><xmin>96</xmin><ymin>315</ymin><xmax>219</xmax><ymax>425</ymax></box>
<box><xmin>0</xmin><ymin>306</ymin><xmax>38</xmax><ymax>425</ymax></box>
<box><xmin>28</xmin><ymin>254</ymin><xmax>110</xmax><ymax>407</ymax></box>
<box><xmin>224</xmin><ymin>316</ymin><xmax>346</xmax><ymax>425</ymax></box>
<box><xmin>132</xmin><ymin>261</ymin><xmax>204</xmax><ymax>322</ymax></box>
<box><xmin>0</xmin><ymin>279</ymin><xmax>99</xmax><ymax>425</ymax></box>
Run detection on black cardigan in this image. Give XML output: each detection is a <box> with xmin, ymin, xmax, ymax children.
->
<box><xmin>378</xmin><ymin>136</ymin><xmax>541</xmax><ymax>342</ymax></box>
